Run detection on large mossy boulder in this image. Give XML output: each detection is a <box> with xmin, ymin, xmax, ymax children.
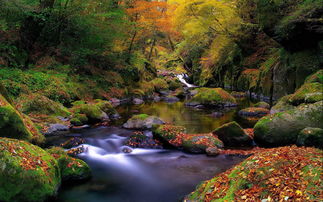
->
<box><xmin>185</xmin><ymin>146</ymin><xmax>322</xmax><ymax>201</ymax></box>
<box><xmin>47</xmin><ymin>147</ymin><xmax>91</xmax><ymax>182</ymax></box>
<box><xmin>123</xmin><ymin>114</ymin><xmax>165</xmax><ymax>129</ymax></box>
<box><xmin>187</xmin><ymin>88</ymin><xmax>237</xmax><ymax>107</ymax></box>
<box><xmin>288</xmin><ymin>82</ymin><xmax>323</xmax><ymax>105</ymax></box>
<box><xmin>71</xmin><ymin>101</ymin><xmax>109</xmax><ymax>123</ymax></box>
<box><xmin>254</xmin><ymin>101</ymin><xmax>323</xmax><ymax>147</ymax></box>
<box><xmin>182</xmin><ymin>134</ymin><xmax>223</xmax><ymax>154</ymax></box>
<box><xmin>0</xmin><ymin>94</ymin><xmax>44</xmax><ymax>144</ymax></box>
<box><xmin>153</xmin><ymin>125</ymin><xmax>224</xmax><ymax>154</ymax></box>
<box><xmin>213</xmin><ymin>122</ymin><xmax>253</xmax><ymax>147</ymax></box>
<box><xmin>153</xmin><ymin>124</ymin><xmax>186</xmax><ymax>147</ymax></box>
<box><xmin>16</xmin><ymin>93</ymin><xmax>71</xmax><ymax>117</ymax></box>
<box><xmin>297</xmin><ymin>127</ymin><xmax>323</xmax><ymax>149</ymax></box>
<box><xmin>0</xmin><ymin>138</ymin><xmax>61</xmax><ymax>202</ymax></box>
<box><xmin>271</xmin><ymin>95</ymin><xmax>295</xmax><ymax>114</ymax></box>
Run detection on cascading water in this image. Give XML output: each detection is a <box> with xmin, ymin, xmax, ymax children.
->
<box><xmin>177</xmin><ymin>74</ymin><xmax>197</xmax><ymax>88</ymax></box>
<box><xmin>56</xmin><ymin>126</ymin><xmax>245</xmax><ymax>202</ymax></box>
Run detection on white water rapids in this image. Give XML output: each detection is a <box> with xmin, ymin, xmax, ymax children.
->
<box><xmin>176</xmin><ymin>74</ymin><xmax>197</xmax><ymax>88</ymax></box>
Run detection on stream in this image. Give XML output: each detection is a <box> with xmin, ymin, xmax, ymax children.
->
<box><xmin>48</xmin><ymin>75</ymin><xmax>258</xmax><ymax>202</ymax></box>
<box><xmin>49</xmin><ymin>96</ymin><xmax>257</xmax><ymax>202</ymax></box>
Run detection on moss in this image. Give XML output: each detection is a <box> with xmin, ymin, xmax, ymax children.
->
<box><xmin>288</xmin><ymin>82</ymin><xmax>323</xmax><ymax>105</ymax></box>
<box><xmin>213</xmin><ymin>121</ymin><xmax>252</xmax><ymax>147</ymax></box>
<box><xmin>271</xmin><ymin>95</ymin><xmax>295</xmax><ymax>113</ymax></box>
<box><xmin>16</xmin><ymin>93</ymin><xmax>71</xmax><ymax>117</ymax></box>
<box><xmin>94</xmin><ymin>99</ymin><xmax>116</xmax><ymax>115</ymax></box>
<box><xmin>0</xmin><ymin>94</ymin><xmax>44</xmax><ymax>144</ymax></box>
<box><xmin>132</xmin><ymin>114</ymin><xmax>149</xmax><ymax>120</ymax></box>
<box><xmin>150</xmin><ymin>78</ymin><xmax>169</xmax><ymax>91</ymax></box>
<box><xmin>297</xmin><ymin>127</ymin><xmax>323</xmax><ymax>149</ymax></box>
<box><xmin>186</xmin><ymin>146</ymin><xmax>322</xmax><ymax>201</ymax></box>
<box><xmin>189</xmin><ymin>88</ymin><xmax>237</xmax><ymax>106</ymax></box>
<box><xmin>167</xmin><ymin>79</ymin><xmax>182</xmax><ymax>91</ymax></box>
<box><xmin>153</xmin><ymin>124</ymin><xmax>186</xmax><ymax>147</ymax></box>
<box><xmin>46</xmin><ymin>147</ymin><xmax>91</xmax><ymax>182</ymax></box>
<box><xmin>254</xmin><ymin>101</ymin><xmax>323</xmax><ymax>147</ymax></box>
<box><xmin>71</xmin><ymin>102</ymin><xmax>106</xmax><ymax>122</ymax></box>
<box><xmin>182</xmin><ymin>134</ymin><xmax>224</xmax><ymax>154</ymax></box>
<box><xmin>0</xmin><ymin>138</ymin><xmax>61</xmax><ymax>202</ymax></box>
<box><xmin>305</xmin><ymin>70</ymin><xmax>323</xmax><ymax>84</ymax></box>
<box><xmin>71</xmin><ymin>113</ymin><xmax>88</xmax><ymax>126</ymax></box>
<box><xmin>254</xmin><ymin>102</ymin><xmax>270</xmax><ymax>109</ymax></box>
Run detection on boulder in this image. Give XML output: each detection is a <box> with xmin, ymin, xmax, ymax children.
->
<box><xmin>297</xmin><ymin>127</ymin><xmax>323</xmax><ymax>149</ymax></box>
<box><xmin>288</xmin><ymin>82</ymin><xmax>323</xmax><ymax>105</ymax></box>
<box><xmin>270</xmin><ymin>95</ymin><xmax>295</xmax><ymax>114</ymax></box>
<box><xmin>70</xmin><ymin>113</ymin><xmax>88</xmax><ymax>126</ymax></box>
<box><xmin>0</xmin><ymin>138</ymin><xmax>61</xmax><ymax>202</ymax></box>
<box><xmin>186</xmin><ymin>88</ymin><xmax>237</xmax><ymax>107</ymax></box>
<box><xmin>71</xmin><ymin>101</ymin><xmax>109</xmax><ymax>123</ymax></box>
<box><xmin>0</xmin><ymin>94</ymin><xmax>44</xmax><ymax>144</ymax></box>
<box><xmin>123</xmin><ymin>114</ymin><xmax>165</xmax><ymax>129</ymax></box>
<box><xmin>45</xmin><ymin>124</ymin><xmax>69</xmax><ymax>136</ymax></box>
<box><xmin>124</xmin><ymin>133</ymin><xmax>162</xmax><ymax>149</ymax></box>
<box><xmin>239</xmin><ymin>107</ymin><xmax>270</xmax><ymax>118</ymax></box>
<box><xmin>182</xmin><ymin>134</ymin><xmax>224</xmax><ymax>154</ymax></box>
<box><xmin>15</xmin><ymin>93</ymin><xmax>71</xmax><ymax>117</ymax></box>
<box><xmin>213</xmin><ymin>121</ymin><xmax>253</xmax><ymax>147</ymax></box>
<box><xmin>206</xmin><ymin>147</ymin><xmax>220</xmax><ymax>156</ymax></box>
<box><xmin>154</xmin><ymin>125</ymin><xmax>223</xmax><ymax>153</ymax></box>
<box><xmin>185</xmin><ymin>146</ymin><xmax>322</xmax><ymax>201</ymax></box>
<box><xmin>162</xmin><ymin>96</ymin><xmax>180</xmax><ymax>103</ymax></box>
<box><xmin>47</xmin><ymin>147</ymin><xmax>91</xmax><ymax>182</ymax></box>
<box><xmin>254</xmin><ymin>101</ymin><xmax>323</xmax><ymax>147</ymax></box>
<box><xmin>153</xmin><ymin>124</ymin><xmax>186</xmax><ymax>147</ymax></box>
<box><xmin>254</xmin><ymin>101</ymin><xmax>270</xmax><ymax>109</ymax></box>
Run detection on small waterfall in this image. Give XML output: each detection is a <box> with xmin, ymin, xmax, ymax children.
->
<box><xmin>177</xmin><ymin>74</ymin><xmax>197</xmax><ymax>88</ymax></box>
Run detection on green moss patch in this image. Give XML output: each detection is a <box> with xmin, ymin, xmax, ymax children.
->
<box><xmin>47</xmin><ymin>147</ymin><xmax>91</xmax><ymax>182</ymax></box>
<box><xmin>0</xmin><ymin>138</ymin><xmax>61</xmax><ymax>202</ymax></box>
<box><xmin>186</xmin><ymin>146</ymin><xmax>322</xmax><ymax>201</ymax></box>
<box><xmin>288</xmin><ymin>82</ymin><xmax>323</xmax><ymax>105</ymax></box>
<box><xmin>188</xmin><ymin>88</ymin><xmax>237</xmax><ymax>106</ymax></box>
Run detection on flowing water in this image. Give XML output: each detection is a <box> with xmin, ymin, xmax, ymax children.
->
<box><xmin>52</xmin><ymin>97</ymin><xmax>257</xmax><ymax>202</ymax></box>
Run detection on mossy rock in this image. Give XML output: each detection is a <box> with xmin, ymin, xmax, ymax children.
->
<box><xmin>185</xmin><ymin>146</ymin><xmax>322</xmax><ymax>201</ymax></box>
<box><xmin>0</xmin><ymin>94</ymin><xmax>44</xmax><ymax>144</ymax></box>
<box><xmin>297</xmin><ymin>127</ymin><xmax>323</xmax><ymax>149</ymax></box>
<box><xmin>153</xmin><ymin>124</ymin><xmax>186</xmax><ymax>147</ymax></box>
<box><xmin>0</xmin><ymin>138</ymin><xmax>61</xmax><ymax>202</ymax></box>
<box><xmin>254</xmin><ymin>102</ymin><xmax>270</xmax><ymax>109</ymax></box>
<box><xmin>70</xmin><ymin>113</ymin><xmax>88</xmax><ymax>126</ymax></box>
<box><xmin>123</xmin><ymin>114</ymin><xmax>165</xmax><ymax>129</ymax></box>
<box><xmin>305</xmin><ymin>70</ymin><xmax>323</xmax><ymax>84</ymax></box>
<box><xmin>187</xmin><ymin>88</ymin><xmax>237</xmax><ymax>107</ymax></box>
<box><xmin>213</xmin><ymin>121</ymin><xmax>253</xmax><ymax>147</ymax></box>
<box><xmin>16</xmin><ymin>93</ymin><xmax>71</xmax><ymax>117</ymax></box>
<box><xmin>288</xmin><ymin>82</ymin><xmax>323</xmax><ymax>105</ymax></box>
<box><xmin>124</xmin><ymin>133</ymin><xmax>163</xmax><ymax>149</ymax></box>
<box><xmin>239</xmin><ymin>107</ymin><xmax>270</xmax><ymax>118</ymax></box>
<box><xmin>254</xmin><ymin>101</ymin><xmax>323</xmax><ymax>147</ymax></box>
<box><xmin>47</xmin><ymin>147</ymin><xmax>91</xmax><ymax>182</ymax></box>
<box><xmin>94</xmin><ymin>99</ymin><xmax>117</xmax><ymax>115</ymax></box>
<box><xmin>182</xmin><ymin>134</ymin><xmax>224</xmax><ymax>154</ymax></box>
<box><xmin>71</xmin><ymin>101</ymin><xmax>108</xmax><ymax>123</ymax></box>
<box><xmin>271</xmin><ymin>95</ymin><xmax>295</xmax><ymax>114</ymax></box>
